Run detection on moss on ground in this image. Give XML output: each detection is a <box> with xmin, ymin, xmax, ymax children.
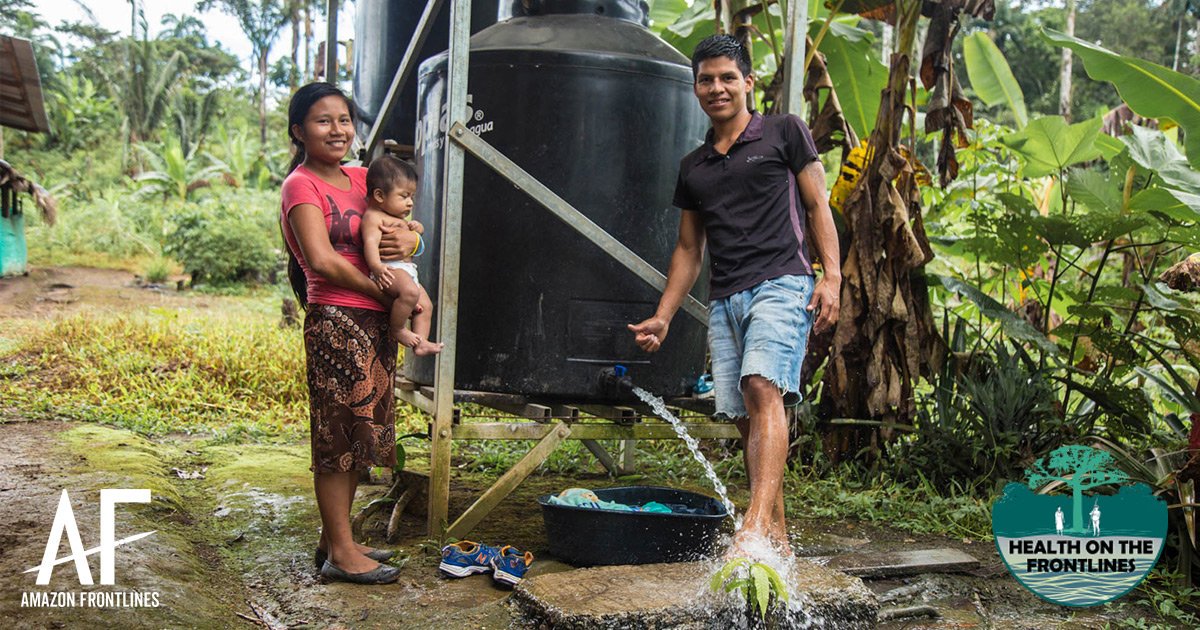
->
<box><xmin>203</xmin><ymin>442</ymin><xmax>312</xmax><ymax>495</ymax></box>
<box><xmin>59</xmin><ymin>424</ymin><xmax>182</xmax><ymax>508</ymax></box>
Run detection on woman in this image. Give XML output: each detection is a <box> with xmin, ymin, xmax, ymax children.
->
<box><xmin>280</xmin><ymin>82</ymin><xmax>418</xmax><ymax>585</ymax></box>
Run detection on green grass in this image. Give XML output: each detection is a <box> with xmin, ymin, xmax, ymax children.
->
<box><xmin>0</xmin><ymin>303</ymin><xmax>307</xmax><ymax>438</ymax></box>
<box><xmin>784</xmin><ymin>469</ymin><xmax>995</xmax><ymax>540</ymax></box>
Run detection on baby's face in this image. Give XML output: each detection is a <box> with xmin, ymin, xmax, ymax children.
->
<box><xmin>379</xmin><ymin>179</ymin><xmax>417</xmax><ymax>219</ymax></box>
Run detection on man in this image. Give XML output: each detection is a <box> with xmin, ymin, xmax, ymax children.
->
<box><xmin>628</xmin><ymin>35</ymin><xmax>841</xmax><ymax>555</ymax></box>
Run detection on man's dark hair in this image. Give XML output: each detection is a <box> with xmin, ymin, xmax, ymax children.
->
<box><xmin>691</xmin><ymin>34</ymin><xmax>752</xmax><ymax>79</ymax></box>
<box><xmin>366</xmin><ymin>154</ymin><xmax>419</xmax><ymax>196</ymax></box>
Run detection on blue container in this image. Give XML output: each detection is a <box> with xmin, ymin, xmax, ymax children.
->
<box><xmin>538</xmin><ymin>486</ymin><xmax>728</xmax><ymax>566</ymax></box>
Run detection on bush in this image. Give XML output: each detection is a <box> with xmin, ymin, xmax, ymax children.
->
<box><xmin>26</xmin><ymin>191</ymin><xmax>161</xmax><ymax>268</ymax></box>
<box><xmin>164</xmin><ymin>189</ymin><xmax>280</xmax><ymax>285</ymax></box>
<box><xmin>889</xmin><ymin>338</ymin><xmax>1070</xmax><ymax>492</ymax></box>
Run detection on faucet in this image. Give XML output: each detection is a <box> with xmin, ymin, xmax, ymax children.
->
<box><xmin>598</xmin><ymin>364</ymin><xmax>634</xmax><ymax>399</ymax></box>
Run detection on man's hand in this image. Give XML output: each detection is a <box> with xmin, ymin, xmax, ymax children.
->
<box><xmin>807</xmin><ymin>275</ymin><xmax>841</xmax><ymax>333</ymax></box>
<box><xmin>407</xmin><ymin>220</ymin><xmax>424</xmax><ymax>234</ymax></box>
<box><xmin>372</xmin><ymin>265</ymin><xmax>395</xmax><ymax>289</ymax></box>
<box><xmin>627</xmin><ymin>316</ymin><xmax>670</xmax><ymax>353</ymax></box>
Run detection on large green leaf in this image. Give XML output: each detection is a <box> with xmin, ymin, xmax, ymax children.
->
<box><xmin>817</xmin><ymin>21</ymin><xmax>887</xmax><ymax>139</ymax></box>
<box><xmin>1128</xmin><ymin>187</ymin><xmax>1200</xmax><ymax>223</ymax></box>
<box><xmin>647</xmin><ymin>0</ymin><xmax>689</xmax><ymax>32</ymax></box>
<box><xmin>1121</xmin><ymin>125</ymin><xmax>1200</xmax><ymax>193</ymax></box>
<box><xmin>1043</xmin><ymin>28</ymin><xmax>1200</xmax><ymax>169</ymax></box>
<box><xmin>1065</xmin><ymin>167</ymin><xmax>1122</xmax><ymax>214</ymax></box>
<box><xmin>933</xmin><ymin>274</ymin><xmax>1059</xmax><ymax>353</ymax></box>
<box><xmin>1000</xmin><ymin>115</ymin><xmax>1104</xmax><ymax>178</ymax></box>
<box><xmin>660</xmin><ymin>0</ymin><xmax>715</xmax><ymax>57</ymax></box>
<box><xmin>963</xmin><ymin>31</ymin><xmax>1027</xmax><ymax>129</ymax></box>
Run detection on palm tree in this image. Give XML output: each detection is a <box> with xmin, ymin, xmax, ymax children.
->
<box><xmin>135</xmin><ymin>135</ymin><xmax>224</xmax><ymax>201</ymax></box>
<box><xmin>196</xmin><ymin>0</ymin><xmax>287</xmax><ymax>145</ymax></box>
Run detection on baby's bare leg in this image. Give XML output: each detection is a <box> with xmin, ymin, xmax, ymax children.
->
<box><xmin>388</xmin><ymin>273</ymin><xmax>422</xmax><ymax>347</ymax></box>
<box><xmin>411</xmin><ymin>287</ymin><xmax>443</xmax><ymax>356</ymax></box>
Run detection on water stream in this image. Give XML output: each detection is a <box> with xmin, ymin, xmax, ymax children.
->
<box><xmin>632</xmin><ymin>385</ymin><xmax>738</xmax><ymax>523</ymax></box>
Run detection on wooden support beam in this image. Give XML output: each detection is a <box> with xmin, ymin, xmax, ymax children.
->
<box><xmin>619</xmin><ymin>439</ymin><xmax>638</xmax><ymax>474</ymax></box>
<box><xmin>446</xmin><ymin>424</ymin><xmax>571</xmax><ymax>539</ymax></box>
<box><xmin>582</xmin><ymin>439</ymin><xmax>619</xmax><ymax>476</ymax></box>
<box><xmin>452</xmin><ymin>422</ymin><xmax>742</xmax><ymax>440</ymax></box>
<box><xmin>395</xmin><ymin>384</ymin><xmax>434</xmax><ymax>415</ymax></box>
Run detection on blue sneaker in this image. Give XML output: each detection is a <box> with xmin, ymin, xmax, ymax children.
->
<box><xmin>439</xmin><ymin>541</ymin><xmax>501</xmax><ymax>578</ymax></box>
<box><xmin>490</xmin><ymin>545</ymin><xmax>534</xmax><ymax>586</ymax></box>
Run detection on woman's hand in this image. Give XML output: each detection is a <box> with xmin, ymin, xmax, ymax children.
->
<box><xmin>379</xmin><ymin>223</ymin><xmax>420</xmax><ymax>259</ymax></box>
<box><xmin>289</xmin><ymin>203</ymin><xmax>386</xmax><ymax>304</ymax></box>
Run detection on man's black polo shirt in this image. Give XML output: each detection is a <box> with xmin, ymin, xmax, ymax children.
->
<box><xmin>673</xmin><ymin>111</ymin><xmax>820</xmax><ymax>300</ymax></box>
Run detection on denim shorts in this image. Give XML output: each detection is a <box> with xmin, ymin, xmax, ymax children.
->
<box><xmin>708</xmin><ymin>274</ymin><xmax>816</xmax><ymax>420</ymax></box>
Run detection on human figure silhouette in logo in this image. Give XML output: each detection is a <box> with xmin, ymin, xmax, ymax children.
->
<box><xmin>1091</xmin><ymin>503</ymin><xmax>1101</xmax><ymax>536</ymax></box>
<box><xmin>1055</xmin><ymin>506</ymin><xmax>1064</xmax><ymax>535</ymax></box>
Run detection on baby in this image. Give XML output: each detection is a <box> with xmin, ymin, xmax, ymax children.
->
<box><xmin>361</xmin><ymin>155</ymin><xmax>443</xmax><ymax>355</ymax></box>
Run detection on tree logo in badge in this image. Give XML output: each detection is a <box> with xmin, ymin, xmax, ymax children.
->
<box><xmin>992</xmin><ymin>445</ymin><xmax>1167</xmax><ymax>607</ymax></box>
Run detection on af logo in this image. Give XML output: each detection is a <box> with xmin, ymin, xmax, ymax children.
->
<box><xmin>24</xmin><ymin>489</ymin><xmax>155</xmax><ymax>585</ymax></box>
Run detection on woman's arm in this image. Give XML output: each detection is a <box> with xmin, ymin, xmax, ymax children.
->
<box><xmin>288</xmin><ymin>203</ymin><xmax>386</xmax><ymax>303</ymax></box>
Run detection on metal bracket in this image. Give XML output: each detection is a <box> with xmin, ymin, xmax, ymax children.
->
<box><xmin>363</xmin><ymin>0</ymin><xmax>449</xmax><ymax>160</ymax></box>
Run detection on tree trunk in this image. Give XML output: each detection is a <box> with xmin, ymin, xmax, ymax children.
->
<box><xmin>1174</xmin><ymin>16</ymin><xmax>1184</xmax><ymax>72</ymax></box>
<box><xmin>259</xmin><ymin>50</ymin><xmax>268</xmax><ymax>145</ymax></box>
<box><xmin>305</xmin><ymin>3</ymin><xmax>314</xmax><ymax>80</ymax></box>
<box><xmin>291</xmin><ymin>10</ymin><xmax>301</xmax><ymax>90</ymax></box>
<box><xmin>1072</xmin><ymin>486</ymin><xmax>1084</xmax><ymax>533</ymax></box>
<box><xmin>1059</xmin><ymin>0</ymin><xmax>1076</xmax><ymax>120</ymax></box>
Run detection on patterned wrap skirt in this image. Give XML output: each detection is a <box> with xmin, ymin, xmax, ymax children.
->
<box><xmin>304</xmin><ymin>304</ymin><xmax>397</xmax><ymax>473</ymax></box>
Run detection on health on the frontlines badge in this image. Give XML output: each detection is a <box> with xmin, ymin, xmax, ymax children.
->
<box><xmin>992</xmin><ymin>445</ymin><xmax>1167</xmax><ymax>607</ymax></box>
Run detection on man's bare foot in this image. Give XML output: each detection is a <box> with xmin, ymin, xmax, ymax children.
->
<box><xmin>413</xmin><ymin>339</ymin><xmax>444</xmax><ymax>356</ymax></box>
<box><xmin>771</xmin><ymin>533</ymin><xmax>795</xmax><ymax>558</ymax></box>
<box><xmin>725</xmin><ymin>525</ymin><xmax>775</xmax><ymax>560</ymax></box>
<box><xmin>394</xmin><ymin>329</ymin><xmax>421</xmax><ymax>347</ymax></box>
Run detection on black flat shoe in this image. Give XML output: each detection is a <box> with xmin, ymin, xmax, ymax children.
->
<box><xmin>315</xmin><ymin>547</ymin><xmax>396</xmax><ymax>570</ymax></box>
<box><xmin>319</xmin><ymin>559</ymin><xmax>400</xmax><ymax>585</ymax></box>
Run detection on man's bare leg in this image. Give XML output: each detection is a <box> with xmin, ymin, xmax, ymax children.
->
<box><xmin>737</xmin><ymin>416</ymin><xmax>792</xmax><ymax>556</ymax></box>
<box><xmin>729</xmin><ymin>375</ymin><xmax>789</xmax><ymax>557</ymax></box>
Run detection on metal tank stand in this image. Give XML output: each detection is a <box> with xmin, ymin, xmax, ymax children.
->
<box><xmin>329</xmin><ymin>0</ymin><xmax>808</xmax><ymax>541</ymax></box>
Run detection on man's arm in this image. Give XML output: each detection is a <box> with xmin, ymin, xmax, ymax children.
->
<box><xmin>797</xmin><ymin>160</ymin><xmax>841</xmax><ymax>333</ymax></box>
<box><xmin>628</xmin><ymin>210</ymin><xmax>706</xmax><ymax>353</ymax></box>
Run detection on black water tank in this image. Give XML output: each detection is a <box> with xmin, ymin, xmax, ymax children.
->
<box><xmin>353</xmin><ymin>0</ymin><xmax>502</xmax><ymax>151</ymax></box>
<box><xmin>408</xmin><ymin>0</ymin><xmax>709</xmax><ymax>400</ymax></box>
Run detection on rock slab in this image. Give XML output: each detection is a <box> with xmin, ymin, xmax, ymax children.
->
<box><xmin>510</xmin><ymin>560</ymin><xmax>878</xmax><ymax>629</ymax></box>
<box><xmin>821</xmin><ymin>548</ymin><xmax>980</xmax><ymax>579</ymax></box>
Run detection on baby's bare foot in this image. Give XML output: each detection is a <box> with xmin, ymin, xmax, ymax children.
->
<box><xmin>413</xmin><ymin>340</ymin><xmax>444</xmax><ymax>356</ymax></box>
<box><xmin>395</xmin><ymin>329</ymin><xmax>422</xmax><ymax>348</ymax></box>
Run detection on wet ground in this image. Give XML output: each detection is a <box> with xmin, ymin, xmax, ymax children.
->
<box><xmin>0</xmin><ymin>268</ymin><xmax>1172</xmax><ymax>628</ymax></box>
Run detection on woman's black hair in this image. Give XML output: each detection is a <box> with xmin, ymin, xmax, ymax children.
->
<box><xmin>283</xmin><ymin>82</ymin><xmax>355</xmax><ymax>308</ymax></box>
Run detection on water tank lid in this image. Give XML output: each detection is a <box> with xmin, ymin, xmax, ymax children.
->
<box><xmin>505</xmin><ymin>0</ymin><xmax>650</xmax><ymax>27</ymax></box>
